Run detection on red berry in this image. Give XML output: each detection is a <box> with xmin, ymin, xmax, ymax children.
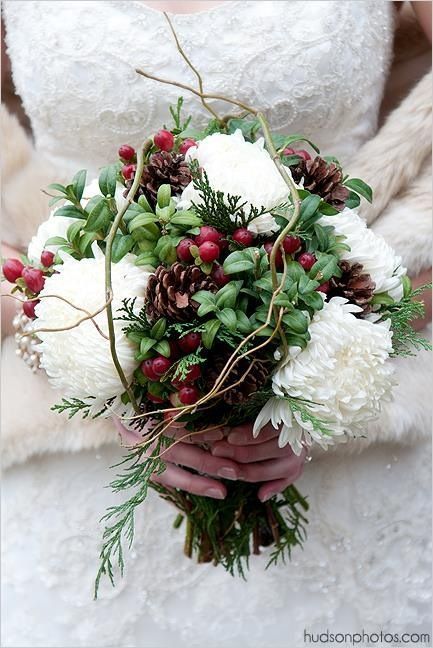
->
<box><xmin>199</xmin><ymin>241</ymin><xmax>220</xmax><ymax>263</ymax></box>
<box><xmin>297</xmin><ymin>252</ymin><xmax>317</xmax><ymax>271</ymax></box>
<box><xmin>23</xmin><ymin>299</ymin><xmax>39</xmax><ymax>319</ymax></box>
<box><xmin>178</xmin><ymin>332</ymin><xmax>201</xmax><ymax>353</ymax></box>
<box><xmin>122</xmin><ymin>164</ymin><xmax>136</xmax><ymax>180</ymax></box>
<box><xmin>177</xmin><ymin>238</ymin><xmax>195</xmax><ymax>263</ymax></box>
<box><xmin>154</xmin><ymin>129</ymin><xmax>174</xmax><ymax>152</ymax></box>
<box><xmin>195</xmin><ymin>226</ymin><xmax>223</xmax><ymax>247</ymax></box>
<box><xmin>264</xmin><ymin>241</ymin><xmax>283</xmax><ymax>270</ymax></box>
<box><xmin>282</xmin><ymin>147</ymin><xmax>296</xmax><ymax>156</ymax></box>
<box><xmin>40</xmin><ymin>250</ymin><xmax>55</xmax><ymax>267</ymax></box>
<box><xmin>211</xmin><ymin>264</ymin><xmax>230</xmax><ymax>287</ymax></box>
<box><xmin>152</xmin><ymin>356</ymin><xmax>172</xmax><ymax>376</ymax></box>
<box><xmin>168</xmin><ymin>340</ymin><xmax>180</xmax><ymax>359</ymax></box>
<box><xmin>316</xmin><ymin>281</ymin><xmax>330</xmax><ymax>293</ymax></box>
<box><xmin>147</xmin><ymin>393</ymin><xmax>165</xmax><ymax>404</ymax></box>
<box><xmin>282</xmin><ymin>235</ymin><xmax>301</xmax><ymax>254</ymax></box>
<box><xmin>2</xmin><ymin>258</ymin><xmax>24</xmax><ymax>283</ymax></box>
<box><xmin>118</xmin><ymin>144</ymin><xmax>135</xmax><ymax>161</ymax></box>
<box><xmin>294</xmin><ymin>149</ymin><xmax>311</xmax><ymax>161</ymax></box>
<box><xmin>178</xmin><ymin>386</ymin><xmax>200</xmax><ymax>405</ymax></box>
<box><xmin>22</xmin><ymin>267</ymin><xmax>45</xmax><ymax>294</ymax></box>
<box><xmin>232</xmin><ymin>228</ymin><xmax>254</xmax><ymax>247</ymax></box>
<box><xmin>141</xmin><ymin>359</ymin><xmax>159</xmax><ymax>381</ymax></box>
<box><xmin>179</xmin><ymin>138</ymin><xmax>197</xmax><ymax>155</ymax></box>
<box><xmin>183</xmin><ymin>364</ymin><xmax>201</xmax><ymax>383</ymax></box>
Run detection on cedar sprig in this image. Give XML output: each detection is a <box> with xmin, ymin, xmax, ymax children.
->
<box><xmin>117</xmin><ymin>298</ymin><xmax>152</xmax><ymax>337</ymax></box>
<box><xmin>94</xmin><ymin>436</ymin><xmax>169</xmax><ymax>598</ymax></box>
<box><xmin>51</xmin><ymin>397</ymin><xmax>94</xmax><ymax>419</ymax></box>
<box><xmin>190</xmin><ymin>164</ymin><xmax>276</xmax><ymax>233</ymax></box>
<box><xmin>384</xmin><ymin>284</ymin><xmax>432</xmax><ymax>357</ymax></box>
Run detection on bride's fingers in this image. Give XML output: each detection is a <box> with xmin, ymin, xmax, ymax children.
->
<box><xmin>236</xmin><ymin>453</ymin><xmax>306</xmax><ymax>484</ymax></box>
<box><xmin>226</xmin><ymin>423</ymin><xmax>279</xmax><ymax>446</ymax></box>
<box><xmin>167</xmin><ymin>427</ymin><xmax>224</xmax><ymax>444</ymax></box>
<box><xmin>162</xmin><ymin>442</ymin><xmax>242</xmax><ymax>480</ymax></box>
<box><xmin>257</xmin><ymin>474</ymin><xmax>304</xmax><ymax>502</ymax></box>
<box><xmin>152</xmin><ymin>463</ymin><xmax>227</xmax><ymax>499</ymax></box>
<box><xmin>211</xmin><ymin>438</ymin><xmax>293</xmax><ymax>463</ymax></box>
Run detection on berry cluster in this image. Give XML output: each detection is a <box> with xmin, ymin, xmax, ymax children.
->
<box><xmin>140</xmin><ymin>332</ymin><xmax>203</xmax><ymax>406</ymax></box>
<box><xmin>118</xmin><ymin>133</ymin><xmax>197</xmax><ymax>182</ymax></box>
<box><xmin>2</xmin><ymin>250</ymin><xmax>56</xmax><ymax>319</ymax></box>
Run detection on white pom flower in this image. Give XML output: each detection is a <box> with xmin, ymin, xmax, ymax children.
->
<box><xmin>34</xmin><ymin>244</ymin><xmax>150</xmax><ymax>412</ymax></box>
<box><xmin>179</xmin><ymin>130</ymin><xmax>291</xmax><ymax>235</ymax></box>
<box><xmin>320</xmin><ymin>208</ymin><xmax>406</xmax><ymax>301</ymax></box>
<box><xmin>28</xmin><ymin>179</ymin><xmax>128</xmax><ymax>263</ymax></box>
<box><xmin>254</xmin><ymin>297</ymin><xmax>395</xmax><ymax>454</ymax></box>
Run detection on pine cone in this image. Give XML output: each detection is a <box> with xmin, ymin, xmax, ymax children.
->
<box><xmin>329</xmin><ymin>261</ymin><xmax>376</xmax><ymax>314</ymax></box>
<box><xmin>203</xmin><ymin>345</ymin><xmax>269</xmax><ymax>405</ymax></box>
<box><xmin>126</xmin><ymin>152</ymin><xmax>192</xmax><ymax>208</ymax></box>
<box><xmin>145</xmin><ymin>263</ymin><xmax>217</xmax><ymax>323</ymax></box>
<box><xmin>291</xmin><ymin>156</ymin><xmax>349</xmax><ymax>210</ymax></box>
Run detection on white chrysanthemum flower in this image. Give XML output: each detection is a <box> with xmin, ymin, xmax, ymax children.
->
<box><xmin>320</xmin><ymin>208</ymin><xmax>406</xmax><ymax>301</ymax></box>
<box><xmin>34</xmin><ymin>244</ymin><xmax>150</xmax><ymax>412</ymax></box>
<box><xmin>179</xmin><ymin>129</ymin><xmax>291</xmax><ymax>235</ymax></box>
<box><xmin>254</xmin><ymin>297</ymin><xmax>395</xmax><ymax>454</ymax></box>
<box><xmin>28</xmin><ymin>179</ymin><xmax>128</xmax><ymax>263</ymax></box>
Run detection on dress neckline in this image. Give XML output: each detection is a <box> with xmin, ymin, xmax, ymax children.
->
<box><xmin>127</xmin><ymin>0</ymin><xmax>240</xmax><ymax>18</ymax></box>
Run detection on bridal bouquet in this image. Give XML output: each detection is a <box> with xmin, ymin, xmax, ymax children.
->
<box><xmin>3</xmin><ymin>18</ymin><xmax>430</xmax><ymax>596</ymax></box>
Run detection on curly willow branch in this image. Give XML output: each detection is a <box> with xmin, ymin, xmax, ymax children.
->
<box><xmin>104</xmin><ymin>138</ymin><xmax>153</xmax><ymax>413</ymax></box>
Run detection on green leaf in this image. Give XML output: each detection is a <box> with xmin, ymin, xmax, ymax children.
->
<box><xmin>344</xmin><ymin>191</ymin><xmax>361</xmax><ymax>210</ymax></box>
<box><xmin>217</xmin><ymin>308</ymin><xmax>238</xmax><ymax>331</ymax></box>
<box><xmin>78</xmin><ymin>232</ymin><xmax>96</xmax><ymax>256</ymax></box>
<box><xmin>111</xmin><ymin>234</ymin><xmax>134</xmax><ymax>263</ymax></box>
<box><xmin>299</xmin><ymin>291</ymin><xmax>324</xmax><ymax>310</ymax></box>
<box><xmin>72</xmin><ymin>169</ymin><xmax>87</xmax><ymax>201</ymax></box>
<box><xmin>285</xmin><ymin>334</ymin><xmax>309</xmax><ymax>349</ymax></box>
<box><xmin>48</xmin><ymin>182</ymin><xmax>68</xmax><ymax>195</ymax></box>
<box><xmin>223</xmin><ymin>250</ymin><xmax>255</xmax><ymax>275</ymax></box>
<box><xmin>344</xmin><ymin>178</ymin><xmax>373</xmax><ymax>203</ymax></box>
<box><xmin>140</xmin><ymin>337</ymin><xmax>156</xmax><ymax>355</ymax></box>
<box><xmin>299</xmin><ymin>194</ymin><xmax>322</xmax><ymax>222</ymax></box>
<box><xmin>236</xmin><ymin>310</ymin><xmax>253</xmax><ymax>334</ymax></box>
<box><xmin>282</xmin><ymin>310</ymin><xmax>309</xmax><ymax>334</ymax></box>
<box><xmin>309</xmin><ymin>253</ymin><xmax>340</xmax><ymax>282</ymax></box>
<box><xmin>190</xmin><ymin>291</ymin><xmax>216</xmax><ymax>306</ymax></box>
<box><xmin>128</xmin><ymin>213</ymin><xmax>159</xmax><ymax>232</ymax></box>
<box><xmin>67</xmin><ymin>220</ymin><xmax>84</xmax><ymax>245</ymax></box>
<box><xmin>202</xmin><ymin>319</ymin><xmax>221</xmax><ymax>349</ymax></box>
<box><xmin>157</xmin><ymin>184</ymin><xmax>171</xmax><ymax>208</ymax></box>
<box><xmin>44</xmin><ymin>236</ymin><xmax>69</xmax><ymax>246</ymax></box>
<box><xmin>150</xmin><ymin>318</ymin><xmax>167</xmax><ymax>341</ymax></box>
<box><xmin>98</xmin><ymin>165</ymin><xmax>118</xmax><ymax>197</ymax></box>
<box><xmin>271</xmin><ymin>133</ymin><xmax>320</xmax><ymax>154</ymax></box>
<box><xmin>135</xmin><ymin>252</ymin><xmax>158</xmax><ymax>267</ymax></box>
<box><xmin>170</xmin><ymin>211</ymin><xmax>203</xmax><ymax>228</ymax></box>
<box><xmin>54</xmin><ymin>204</ymin><xmax>86</xmax><ymax>219</ymax></box>
<box><xmin>318</xmin><ymin>202</ymin><xmax>340</xmax><ymax>216</ymax></box>
<box><xmin>48</xmin><ymin>195</ymin><xmax>66</xmax><ymax>207</ymax></box>
<box><xmin>226</xmin><ymin>117</ymin><xmax>261</xmax><ymax>142</ymax></box>
<box><xmin>215</xmin><ymin>280</ymin><xmax>243</xmax><ymax>309</ymax></box>
<box><xmin>371</xmin><ymin>292</ymin><xmax>395</xmax><ymax>306</ymax></box>
<box><xmin>402</xmin><ymin>275</ymin><xmax>412</xmax><ymax>299</ymax></box>
<box><xmin>84</xmin><ymin>197</ymin><xmax>111</xmax><ymax>232</ymax></box>
<box><xmin>138</xmin><ymin>194</ymin><xmax>154</xmax><ymax>213</ymax></box>
<box><xmin>154</xmin><ymin>340</ymin><xmax>171</xmax><ymax>357</ymax></box>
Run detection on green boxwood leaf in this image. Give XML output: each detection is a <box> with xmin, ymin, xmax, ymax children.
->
<box><xmin>150</xmin><ymin>318</ymin><xmax>167</xmax><ymax>341</ymax></box>
<box><xmin>67</xmin><ymin>221</ymin><xmax>84</xmax><ymax>245</ymax></box>
<box><xmin>191</xmin><ymin>291</ymin><xmax>216</xmax><ymax>306</ymax></box>
<box><xmin>44</xmin><ymin>236</ymin><xmax>69</xmax><ymax>246</ymax></box>
<box><xmin>84</xmin><ymin>198</ymin><xmax>111</xmax><ymax>232</ymax></box>
<box><xmin>98</xmin><ymin>165</ymin><xmax>118</xmax><ymax>198</ymax></box>
<box><xmin>78</xmin><ymin>232</ymin><xmax>96</xmax><ymax>256</ymax></box>
<box><xmin>202</xmin><ymin>319</ymin><xmax>221</xmax><ymax>349</ymax></box>
<box><xmin>217</xmin><ymin>308</ymin><xmax>237</xmax><ymax>331</ymax></box>
<box><xmin>299</xmin><ymin>194</ymin><xmax>322</xmax><ymax>222</ymax></box>
<box><xmin>140</xmin><ymin>337</ymin><xmax>156</xmax><ymax>355</ymax></box>
<box><xmin>344</xmin><ymin>178</ymin><xmax>373</xmax><ymax>203</ymax></box>
<box><xmin>72</xmin><ymin>169</ymin><xmax>87</xmax><ymax>201</ymax></box>
<box><xmin>111</xmin><ymin>234</ymin><xmax>134</xmax><ymax>263</ymax></box>
<box><xmin>299</xmin><ymin>291</ymin><xmax>324</xmax><ymax>310</ymax></box>
<box><xmin>282</xmin><ymin>310</ymin><xmax>309</xmax><ymax>334</ymax></box>
<box><xmin>128</xmin><ymin>213</ymin><xmax>159</xmax><ymax>232</ymax></box>
<box><xmin>223</xmin><ymin>250</ymin><xmax>255</xmax><ymax>275</ymax></box>
<box><xmin>344</xmin><ymin>191</ymin><xmax>361</xmax><ymax>210</ymax></box>
<box><xmin>236</xmin><ymin>311</ymin><xmax>253</xmax><ymax>334</ymax></box>
<box><xmin>309</xmin><ymin>253</ymin><xmax>340</xmax><ymax>282</ymax></box>
<box><xmin>54</xmin><ymin>204</ymin><xmax>86</xmax><ymax>219</ymax></box>
<box><xmin>170</xmin><ymin>211</ymin><xmax>203</xmax><ymax>227</ymax></box>
<box><xmin>318</xmin><ymin>202</ymin><xmax>340</xmax><ymax>216</ymax></box>
<box><xmin>135</xmin><ymin>252</ymin><xmax>158</xmax><ymax>267</ymax></box>
<box><xmin>154</xmin><ymin>340</ymin><xmax>171</xmax><ymax>357</ymax></box>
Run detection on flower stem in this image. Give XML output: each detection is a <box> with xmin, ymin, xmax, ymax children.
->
<box><xmin>104</xmin><ymin>138</ymin><xmax>153</xmax><ymax>413</ymax></box>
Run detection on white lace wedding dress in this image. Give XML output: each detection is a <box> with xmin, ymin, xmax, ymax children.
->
<box><xmin>2</xmin><ymin>2</ymin><xmax>432</xmax><ymax>647</ymax></box>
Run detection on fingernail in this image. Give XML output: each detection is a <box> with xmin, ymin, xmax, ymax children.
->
<box><xmin>203</xmin><ymin>430</ymin><xmax>223</xmax><ymax>442</ymax></box>
<box><xmin>217</xmin><ymin>467</ymin><xmax>237</xmax><ymax>480</ymax></box>
<box><xmin>205</xmin><ymin>488</ymin><xmax>225</xmax><ymax>499</ymax></box>
<box><xmin>212</xmin><ymin>446</ymin><xmax>234</xmax><ymax>458</ymax></box>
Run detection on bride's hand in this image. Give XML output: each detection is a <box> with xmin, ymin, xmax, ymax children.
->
<box><xmin>112</xmin><ymin>418</ymin><xmax>242</xmax><ymax>500</ymax></box>
<box><xmin>211</xmin><ymin>424</ymin><xmax>307</xmax><ymax>502</ymax></box>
